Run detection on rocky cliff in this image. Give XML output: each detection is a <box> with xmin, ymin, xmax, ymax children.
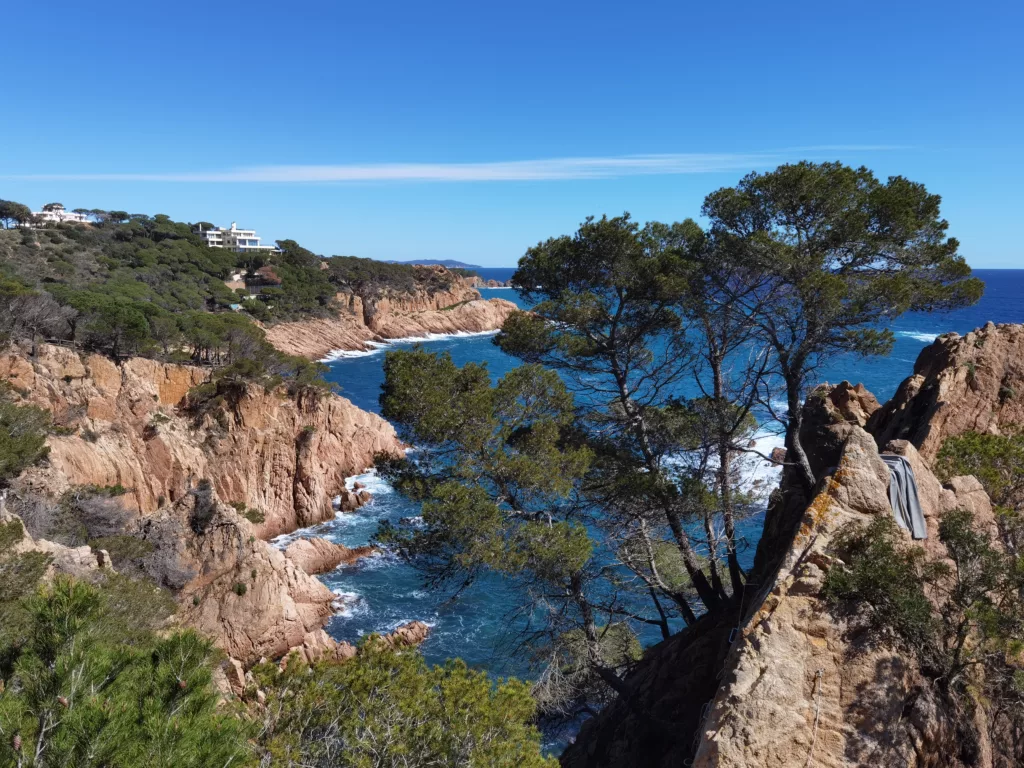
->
<box><xmin>133</xmin><ymin>491</ymin><xmax>343</xmax><ymax>666</ymax></box>
<box><xmin>1</xmin><ymin>343</ymin><xmax>402</xmax><ymax>538</ymax></box>
<box><xmin>264</xmin><ymin>275</ymin><xmax>517</xmax><ymax>359</ymax></box>
<box><xmin>565</xmin><ymin>325</ymin><xmax>1024</xmax><ymax>768</ymax></box>
<box><xmin>870</xmin><ymin>322</ymin><xmax>1024</xmax><ymax>460</ymax></box>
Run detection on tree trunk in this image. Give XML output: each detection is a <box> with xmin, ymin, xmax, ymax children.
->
<box><xmin>785</xmin><ymin>381</ymin><xmax>817</xmax><ymax>491</ymax></box>
<box><xmin>664</xmin><ymin>505</ymin><xmax>724</xmax><ymax>612</ymax></box>
<box><xmin>718</xmin><ymin>443</ymin><xmax>744</xmax><ymax>597</ymax></box>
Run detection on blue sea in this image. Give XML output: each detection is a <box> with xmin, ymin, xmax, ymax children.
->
<box><xmin>276</xmin><ymin>269</ymin><xmax>1024</xmax><ymax>687</ymax></box>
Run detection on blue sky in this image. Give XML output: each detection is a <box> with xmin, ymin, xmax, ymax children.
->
<box><xmin>1</xmin><ymin>0</ymin><xmax>1021</xmax><ymax>267</ymax></box>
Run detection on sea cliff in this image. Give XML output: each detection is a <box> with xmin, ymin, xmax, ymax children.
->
<box><xmin>0</xmin><ymin>343</ymin><xmax>402</xmax><ymax>538</ymax></box>
<box><xmin>264</xmin><ymin>270</ymin><xmax>518</xmax><ymax>359</ymax></box>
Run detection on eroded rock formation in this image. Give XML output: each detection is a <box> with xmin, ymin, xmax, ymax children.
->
<box><xmin>134</xmin><ymin>491</ymin><xmax>341</xmax><ymax>666</ymax></box>
<box><xmin>691</xmin><ymin>430</ymin><xmax>995</xmax><ymax>767</ymax></box>
<box><xmin>283</xmin><ymin>536</ymin><xmax>378</xmax><ymax>575</ymax></box>
<box><xmin>1</xmin><ymin>343</ymin><xmax>402</xmax><ymax>538</ymax></box>
<box><xmin>870</xmin><ymin>322</ymin><xmax>1024</xmax><ymax>460</ymax></box>
<box><xmin>263</xmin><ymin>274</ymin><xmax>517</xmax><ymax>359</ymax></box>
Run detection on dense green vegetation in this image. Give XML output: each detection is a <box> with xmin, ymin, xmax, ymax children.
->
<box><xmin>377</xmin><ymin>161</ymin><xmax>983</xmax><ymax>713</ymax></box>
<box><xmin>0</xmin><ymin>208</ymin><xmax>468</xmax><ymax>395</ymax></box>
<box><xmin>252</xmin><ymin>643</ymin><xmax>555</xmax><ymax>767</ymax></box>
<box><xmin>0</xmin><ymin>386</ymin><xmax>51</xmax><ymax>490</ymax></box>
<box><xmin>936</xmin><ymin>431</ymin><xmax>1024</xmax><ymax>513</ymax></box>
<box><xmin>0</xmin><ymin>575</ymin><xmax>250</xmax><ymax>768</ymax></box>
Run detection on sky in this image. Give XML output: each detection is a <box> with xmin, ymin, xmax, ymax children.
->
<box><xmin>1</xmin><ymin>0</ymin><xmax>1022</xmax><ymax>268</ymax></box>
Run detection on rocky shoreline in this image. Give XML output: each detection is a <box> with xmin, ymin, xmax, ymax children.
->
<box><xmin>0</xmin><ymin>278</ymin><xmax>515</xmax><ymax>677</ymax></box>
<box><xmin>264</xmin><ymin>274</ymin><xmax>517</xmax><ymax>360</ymax></box>
<box><xmin>9</xmin><ymin>315</ymin><xmax>1023</xmax><ymax>765</ymax></box>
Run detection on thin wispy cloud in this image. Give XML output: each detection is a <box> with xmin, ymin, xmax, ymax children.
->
<box><xmin>5</xmin><ymin>147</ymin><xmax>905</xmax><ymax>183</ymax></box>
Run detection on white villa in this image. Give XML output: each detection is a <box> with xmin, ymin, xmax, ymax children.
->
<box><xmin>195</xmin><ymin>222</ymin><xmax>280</xmax><ymax>254</ymax></box>
<box><xmin>30</xmin><ymin>204</ymin><xmax>90</xmax><ymax>225</ymax></box>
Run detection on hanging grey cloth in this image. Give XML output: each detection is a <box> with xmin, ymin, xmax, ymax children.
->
<box><xmin>879</xmin><ymin>454</ymin><xmax>928</xmax><ymax>540</ymax></box>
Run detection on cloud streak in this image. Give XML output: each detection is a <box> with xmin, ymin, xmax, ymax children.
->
<box><xmin>4</xmin><ymin>147</ymin><xmax>904</xmax><ymax>183</ymax></box>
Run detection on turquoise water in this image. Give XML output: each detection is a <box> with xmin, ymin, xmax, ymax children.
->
<box><xmin>277</xmin><ymin>270</ymin><xmax>1024</xmax><ymax>682</ymax></box>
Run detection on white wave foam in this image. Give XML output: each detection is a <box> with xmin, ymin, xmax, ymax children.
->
<box><xmin>345</xmin><ymin>469</ymin><xmax>393</xmax><ymax>496</ymax></box>
<box><xmin>898</xmin><ymin>331</ymin><xmax>939</xmax><ymax>343</ymax></box>
<box><xmin>320</xmin><ymin>329</ymin><xmax>500</xmax><ymax>362</ymax></box>
<box><xmin>386</xmin><ymin>617</ymin><xmax>438</xmax><ymax>631</ymax></box>
<box><xmin>269</xmin><ymin>531</ymin><xmax>301</xmax><ymax>550</ymax></box>
<box><xmin>332</xmin><ymin>590</ymin><xmax>369</xmax><ymax>618</ymax></box>
<box><xmin>745</xmin><ymin>429</ymin><xmax>786</xmax><ymax>491</ymax></box>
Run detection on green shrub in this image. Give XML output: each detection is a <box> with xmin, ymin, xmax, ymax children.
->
<box><xmin>0</xmin><ymin>577</ymin><xmax>251</xmax><ymax>767</ymax></box>
<box><xmin>936</xmin><ymin>431</ymin><xmax>1024</xmax><ymax>509</ymax></box>
<box><xmin>252</xmin><ymin>641</ymin><xmax>556</xmax><ymax>767</ymax></box>
<box><xmin>0</xmin><ymin>387</ymin><xmax>51</xmax><ymax>487</ymax></box>
<box><xmin>822</xmin><ymin>516</ymin><xmax>943</xmax><ymax>652</ymax></box>
<box><xmin>824</xmin><ymin>509</ymin><xmax>1024</xmax><ymax>758</ymax></box>
<box><xmin>233</xmin><ymin>582</ymin><xmax>247</xmax><ymax>596</ymax></box>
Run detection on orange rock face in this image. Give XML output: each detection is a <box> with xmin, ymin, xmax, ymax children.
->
<box><xmin>3</xmin><ymin>343</ymin><xmax>402</xmax><ymax>539</ymax></box>
<box><xmin>134</xmin><ymin>492</ymin><xmax>341</xmax><ymax>666</ymax></box>
<box><xmin>870</xmin><ymin>322</ymin><xmax>1024</xmax><ymax>460</ymax></box>
<box><xmin>263</xmin><ymin>276</ymin><xmax>518</xmax><ymax>360</ymax></box>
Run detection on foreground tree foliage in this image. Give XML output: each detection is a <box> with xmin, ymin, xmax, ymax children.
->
<box><xmin>0</xmin><ymin>575</ymin><xmax>251</xmax><ymax>768</ymax></box>
<box><xmin>253</xmin><ymin>642</ymin><xmax>556</xmax><ymax>768</ymax></box>
<box><xmin>378</xmin><ymin>162</ymin><xmax>982</xmax><ymax>714</ymax></box>
<box><xmin>701</xmin><ymin>161</ymin><xmax>982</xmax><ymax>491</ymax></box>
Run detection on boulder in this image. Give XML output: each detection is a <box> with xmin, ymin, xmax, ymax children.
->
<box><xmin>283</xmin><ymin>537</ymin><xmax>377</xmax><ymax>575</ymax></box>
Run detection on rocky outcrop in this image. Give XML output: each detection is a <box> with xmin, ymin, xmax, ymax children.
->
<box><xmin>133</xmin><ymin>491</ymin><xmax>342</xmax><ymax>666</ymax></box>
<box><xmin>691</xmin><ymin>427</ymin><xmax>993</xmax><ymax>768</ymax></box>
<box><xmin>0</xmin><ymin>505</ymin><xmax>112</xmax><ymax>580</ymax></box>
<box><xmin>283</xmin><ymin>536</ymin><xmax>377</xmax><ymax>575</ymax></box>
<box><xmin>263</xmin><ymin>274</ymin><xmax>517</xmax><ymax>359</ymax></box>
<box><xmin>1</xmin><ymin>343</ymin><xmax>402</xmax><ymax>538</ymax></box>
<box><xmin>870</xmin><ymin>322</ymin><xmax>1024</xmax><ymax>460</ymax></box>
<box><xmin>381</xmin><ymin>620</ymin><xmax>431</xmax><ymax>648</ymax></box>
<box><xmin>470</xmin><ymin>276</ymin><xmax>511</xmax><ymax>288</ymax></box>
<box><xmin>566</xmin><ymin>326</ymin><xmax>1024</xmax><ymax>768</ymax></box>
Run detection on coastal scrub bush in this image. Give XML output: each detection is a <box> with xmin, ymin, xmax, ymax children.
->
<box><xmin>936</xmin><ymin>430</ymin><xmax>1024</xmax><ymax>511</ymax></box>
<box><xmin>822</xmin><ymin>516</ymin><xmax>942</xmax><ymax>652</ymax></box>
<box><xmin>252</xmin><ymin>641</ymin><xmax>557</xmax><ymax>767</ymax></box>
<box><xmin>824</xmin><ymin>509</ymin><xmax>1024</xmax><ymax>759</ymax></box>
<box><xmin>0</xmin><ymin>385</ymin><xmax>51</xmax><ymax>488</ymax></box>
<box><xmin>0</xmin><ymin>577</ymin><xmax>251</xmax><ymax>767</ymax></box>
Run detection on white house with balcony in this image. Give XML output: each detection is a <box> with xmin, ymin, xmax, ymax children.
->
<box><xmin>30</xmin><ymin>204</ymin><xmax>90</xmax><ymax>225</ymax></box>
<box><xmin>195</xmin><ymin>222</ymin><xmax>280</xmax><ymax>254</ymax></box>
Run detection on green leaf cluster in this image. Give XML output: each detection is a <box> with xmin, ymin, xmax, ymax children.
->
<box><xmin>0</xmin><ymin>575</ymin><xmax>251</xmax><ymax>768</ymax></box>
<box><xmin>378</xmin><ymin>347</ymin><xmax>593</xmax><ymax>587</ymax></box>
<box><xmin>252</xmin><ymin>642</ymin><xmax>556</xmax><ymax>768</ymax></box>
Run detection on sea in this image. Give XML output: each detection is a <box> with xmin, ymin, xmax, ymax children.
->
<box><xmin>273</xmin><ymin>267</ymin><xmax>1024</xmax><ymax>701</ymax></box>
